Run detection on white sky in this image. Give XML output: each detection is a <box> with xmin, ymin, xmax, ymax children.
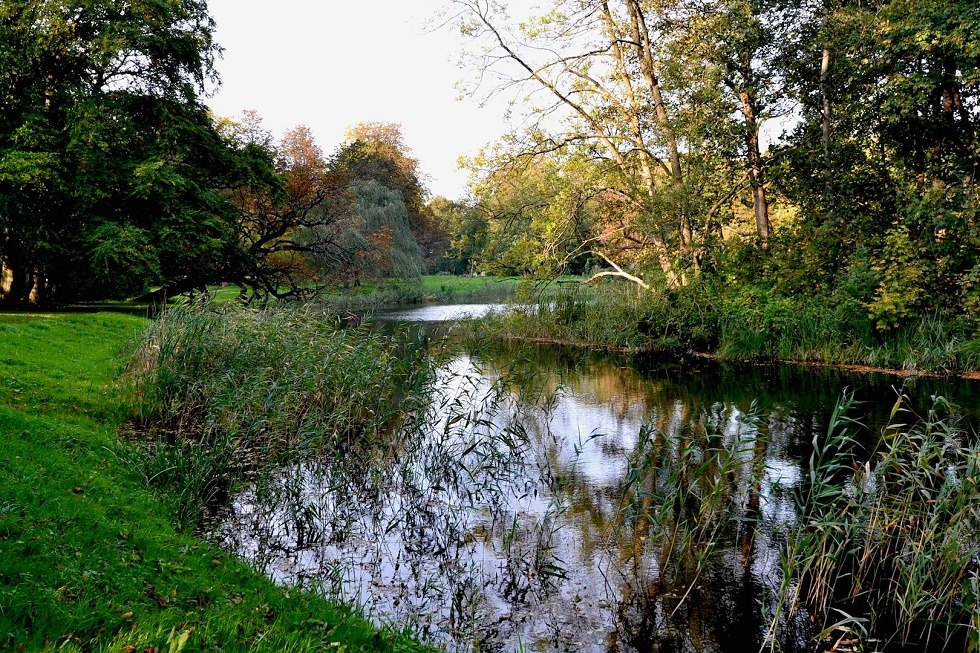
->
<box><xmin>204</xmin><ymin>0</ymin><xmax>509</xmax><ymax>200</ymax></box>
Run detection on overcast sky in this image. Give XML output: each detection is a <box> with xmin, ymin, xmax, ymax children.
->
<box><xmin>203</xmin><ymin>0</ymin><xmax>514</xmax><ymax>200</ymax></box>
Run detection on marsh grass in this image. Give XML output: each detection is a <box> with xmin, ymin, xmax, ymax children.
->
<box><xmin>475</xmin><ymin>280</ymin><xmax>980</xmax><ymax>373</ymax></box>
<box><xmin>181</xmin><ymin>307</ymin><xmax>977</xmax><ymax>651</ymax></box>
<box><xmin>215</xmin><ymin>344</ymin><xmax>574</xmax><ymax>647</ymax></box>
<box><xmin>613</xmin><ymin>406</ymin><xmax>768</xmax><ymax>629</ymax></box>
<box><xmin>776</xmin><ymin>391</ymin><xmax>980</xmax><ymax>650</ymax></box>
<box><xmin>121</xmin><ymin>303</ymin><xmax>435</xmax><ymax>528</ymax></box>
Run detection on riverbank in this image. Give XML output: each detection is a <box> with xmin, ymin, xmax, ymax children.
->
<box><xmin>473</xmin><ymin>281</ymin><xmax>980</xmax><ymax>376</ymax></box>
<box><xmin>0</xmin><ymin>311</ymin><xmax>433</xmax><ymax>652</ymax></box>
<box><xmin>321</xmin><ymin>275</ymin><xmax>583</xmax><ymax>308</ymax></box>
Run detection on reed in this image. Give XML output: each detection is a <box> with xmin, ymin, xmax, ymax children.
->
<box><xmin>777</xmin><ymin>391</ymin><xmax>980</xmax><ymax>650</ymax></box>
<box><xmin>121</xmin><ymin>303</ymin><xmax>435</xmax><ymax>528</ymax></box>
<box><xmin>476</xmin><ymin>279</ymin><xmax>980</xmax><ymax>373</ymax></box>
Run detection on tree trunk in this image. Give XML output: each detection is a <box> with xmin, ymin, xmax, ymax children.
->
<box><xmin>820</xmin><ymin>47</ymin><xmax>833</xmax><ymax>211</ymax></box>
<box><xmin>624</xmin><ymin>0</ymin><xmax>691</xmax><ymax>251</ymax></box>
<box><xmin>0</xmin><ymin>252</ymin><xmax>35</xmax><ymax>307</ymax></box>
<box><xmin>740</xmin><ymin>90</ymin><xmax>771</xmax><ymax>248</ymax></box>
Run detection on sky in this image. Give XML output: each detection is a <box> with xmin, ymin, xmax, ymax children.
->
<box><xmin>204</xmin><ymin>0</ymin><xmax>510</xmax><ymax>200</ymax></box>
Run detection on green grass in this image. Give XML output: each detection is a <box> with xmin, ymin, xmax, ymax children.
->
<box><xmin>0</xmin><ymin>311</ymin><xmax>433</xmax><ymax>653</ymax></box>
<box><xmin>320</xmin><ymin>275</ymin><xmax>585</xmax><ymax>308</ymax></box>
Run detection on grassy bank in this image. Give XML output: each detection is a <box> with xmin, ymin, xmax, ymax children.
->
<box><xmin>321</xmin><ymin>275</ymin><xmax>584</xmax><ymax>308</ymax></box>
<box><xmin>0</xmin><ymin>311</ymin><xmax>433</xmax><ymax>652</ymax></box>
<box><xmin>476</xmin><ymin>281</ymin><xmax>980</xmax><ymax>374</ymax></box>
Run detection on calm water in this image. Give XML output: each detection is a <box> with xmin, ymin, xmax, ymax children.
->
<box><xmin>374</xmin><ymin>303</ymin><xmax>513</xmax><ymax>321</ymax></box>
<box><xmin>219</xmin><ymin>306</ymin><xmax>980</xmax><ymax>652</ymax></box>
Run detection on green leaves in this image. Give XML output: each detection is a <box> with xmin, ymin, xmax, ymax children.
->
<box><xmin>0</xmin><ymin>0</ymin><xmax>231</xmax><ymax>305</ymax></box>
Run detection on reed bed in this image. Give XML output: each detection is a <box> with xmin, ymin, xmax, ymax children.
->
<box><xmin>121</xmin><ymin>303</ymin><xmax>434</xmax><ymax>528</ymax></box>
<box><xmin>776</xmin><ymin>391</ymin><xmax>980</xmax><ymax>650</ymax></box>
<box><xmin>116</xmin><ymin>303</ymin><xmax>978</xmax><ymax>650</ymax></box>
<box><xmin>475</xmin><ymin>281</ymin><xmax>980</xmax><ymax>373</ymax></box>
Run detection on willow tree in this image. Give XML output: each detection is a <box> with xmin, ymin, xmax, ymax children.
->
<box><xmin>335</xmin><ymin>122</ymin><xmax>445</xmax><ymax>271</ymax></box>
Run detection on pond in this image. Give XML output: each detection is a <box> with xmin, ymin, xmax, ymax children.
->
<box><xmin>217</xmin><ymin>306</ymin><xmax>980</xmax><ymax>652</ymax></box>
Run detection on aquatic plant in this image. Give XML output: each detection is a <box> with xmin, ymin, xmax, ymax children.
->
<box><xmin>776</xmin><ymin>391</ymin><xmax>980</xmax><ymax>650</ymax></box>
<box><xmin>473</xmin><ymin>279</ymin><xmax>980</xmax><ymax>373</ymax></box>
<box><xmin>122</xmin><ymin>303</ymin><xmax>434</xmax><ymax>528</ymax></box>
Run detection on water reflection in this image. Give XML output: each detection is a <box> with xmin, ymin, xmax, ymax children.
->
<box><xmin>374</xmin><ymin>303</ymin><xmax>517</xmax><ymax>322</ymax></box>
<box><xmin>219</xmin><ymin>340</ymin><xmax>979</xmax><ymax>652</ymax></box>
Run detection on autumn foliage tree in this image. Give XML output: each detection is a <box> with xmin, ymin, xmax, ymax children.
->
<box><xmin>218</xmin><ymin>120</ymin><xmax>356</xmax><ymax>300</ymax></box>
<box><xmin>335</xmin><ymin>122</ymin><xmax>444</xmax><ymax>271</ymax></box>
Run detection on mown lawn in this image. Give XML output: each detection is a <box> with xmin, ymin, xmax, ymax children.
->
<box><xmin>0</xmin><ymin>311</ymin><xmax>431</xmax><ymax>652</ymax></box>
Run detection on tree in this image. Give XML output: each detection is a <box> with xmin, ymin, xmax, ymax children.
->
<box><xmin>219</xmin><ymin>119</ymin><xmax>356</xmax><ymax>301</ymax></box>
<box><xmin>332</xmin><ymin>180</ymin><xmax>423</xmax><ymax>281</ymax></box>
<box><xmin>429</xmin><ymin>196</ymin><xmax>484</xmax><ymax>274</ymax></box>
<box><xmin>335</xmin><ymin>122</ymin><xmax>446</xmax><ymax>272</ymax></box>
<box><xmin>773</xmin><ymin>0</ymin><xmax>980</xmax><ymax>325</ymax></box>
<box><xmin>450</xmin><ymin>0</ymin><xmax>782</xmax><ymax>286</ymax></box>
<box><xmin>0</xmin><ymin>0</ymin><xmax>232</xmax><ymax>305</ymax></box>
<box><xmin>460</xmin><ymin>154</ymin><xmax>602</xmax><ymax>276</ymax></box>
<box><xmin>670</xmin><ymin>0</ymin><xmax>792</xmax><ymax>249</ymax></box>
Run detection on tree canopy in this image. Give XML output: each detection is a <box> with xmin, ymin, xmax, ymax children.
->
<box><xmin>0</xmin><ymin>3</ymin><xmax>435</xmax><ymax>305</ymax></box>
<box><xmin>448</xmin><ymin>0</ymin><xmax>980</xmax><ymax>328</ymax></box>
<box><xmin>0</xmin><ymin>0</ymin><xmax>232</xmax><ymax>304</ymax></box>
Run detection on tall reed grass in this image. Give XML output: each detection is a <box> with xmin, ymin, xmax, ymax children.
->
<box><xmin>775</xmin><ymin>392</ymin><xmax>980</xmax><ymax>650</ymax></box>
<box><xmin>121</xmin><ymin>304</ymin><xmax>434</xmax><ymax>527</ymax></box>
<box><xmin>477</xmin><ymin>280</ymin><xmax>980</xmax><ymax>373</ymax></box>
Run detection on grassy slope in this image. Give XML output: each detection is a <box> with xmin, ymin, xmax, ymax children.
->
<box><xmin>0</xmin><ymin>312</ymin><xmax>430</xmax><ymax>653</ymax></box>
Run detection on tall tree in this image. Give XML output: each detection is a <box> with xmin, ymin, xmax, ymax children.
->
<box><xmin>220</xmin><ymin>119</ymin><xmax>355</xmax><ymax>301</ymax></box>
<box><xmin>451</xmin><ymin>0</ymin><xmax>783</xmax><ymax>285</ymax></box>
<box><xmin>452</xmin><ymin>1</ymin><xmax>688</xmax><ymax>279</ymax></box>
<box><xmin>0</xmin><ymin>0</ymin><xmax>230</xmax><ymax>305</ymax></box>
<box><xmin>336</xmin><ymin>122</ymin><xmax>445</xmax><ymax>271</ymax></box>
<box><xmin>775</xmin><ymin>0</ymin><xmax>980</xmax><ymax>325</ymax></box>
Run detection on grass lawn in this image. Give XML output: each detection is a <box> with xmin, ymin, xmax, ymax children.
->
<box><xmin>320</xmin><ymin>274</ymin><xmax>587</xmax><ymax>307</ymax></box>
<box><xmin>0</xmin><ymin>311</ymin><xmax>431</xmax><ymax>652</ymax></box>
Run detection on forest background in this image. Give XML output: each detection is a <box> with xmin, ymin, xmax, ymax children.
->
<box><xmin>1</xmin><ymin>0</ymin><xmax>978</xmax><ymax>366</ymax></box>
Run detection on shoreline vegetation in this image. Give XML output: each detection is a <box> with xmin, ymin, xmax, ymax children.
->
<box><xmin>452</xmin><ymin>277</ymin><xmax>980</xmax><ymax>377</ymax></box>
<box><xmin>260</xmin><ymin>273</ymin><xmax>978</xmax><ymax>378</ymax></box>
<box><xmin>0</xmin><ymin>297</ymin><xmax>977</xmax><ymax>650</ymax></box>
<box><xmin>0</xmin><ymin>310</ymin><xmax>434</xmax><ymax>653</ymax></box>
<box><xmin>134</xmin><ymin>273</ymin><xmax>980</xmax><ymax>378</ymax></box>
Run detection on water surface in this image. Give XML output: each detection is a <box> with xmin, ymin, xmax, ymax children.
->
<box><xmin>219</xmin><ymin>310</ymin><xmax>980</xmax><ymax>652</ymax></box>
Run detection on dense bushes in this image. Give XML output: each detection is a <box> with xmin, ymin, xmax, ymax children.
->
<box><xmin>480</xmin><ymin>278</ymin><xmax>980</xmax><ymax>373</ymax></box>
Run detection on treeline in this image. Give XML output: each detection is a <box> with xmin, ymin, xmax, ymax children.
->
<box><xmin>0</xmin><ymin>1</ymin><xmax>439</xmax><ymax>306</ymax></box>
<box><xmin>436</xmin><ymin>0</ymin><xmax>979</xmax><ymax>333</ymax></box>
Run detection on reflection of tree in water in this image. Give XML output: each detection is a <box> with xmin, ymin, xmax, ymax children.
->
<box><xmin>218</xmin><ymin>342</ymin><xmax>979</xmax><ymax>652</ymax></box>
